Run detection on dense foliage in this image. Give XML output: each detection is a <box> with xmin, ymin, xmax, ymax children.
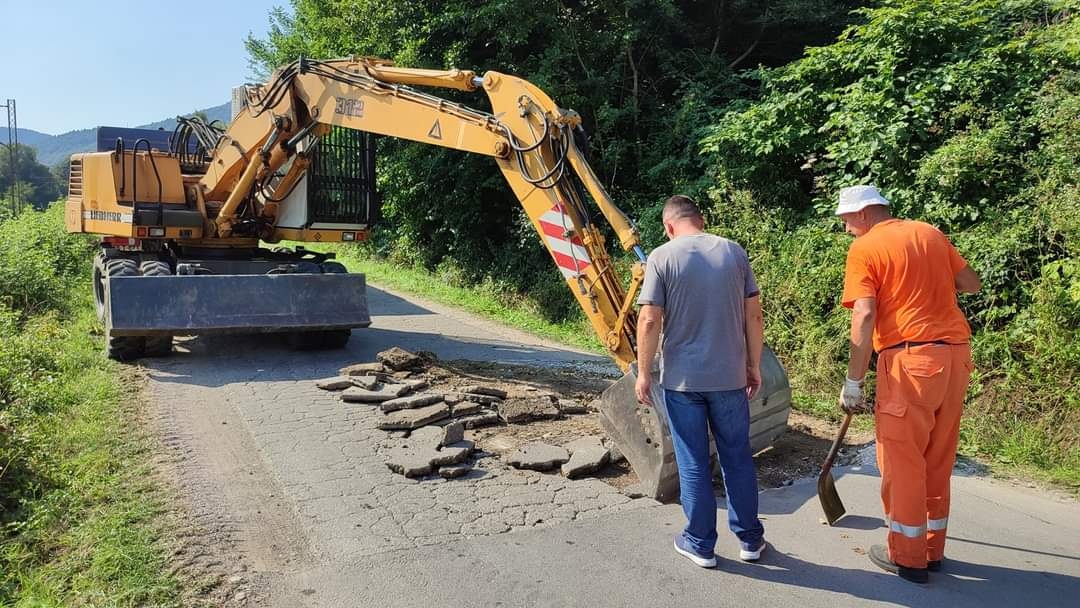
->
<box><xmin>248</xmin><ymin>0</ymin><xmax>1079</xmax><ymax>482</ymax></box>
<box><xmin>700</xmin><ymin>0</ymin><xmax>1079</xmax><ymax>482</ymax></box>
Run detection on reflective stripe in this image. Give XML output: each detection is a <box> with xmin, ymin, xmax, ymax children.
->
<box><xmin>887</xmin><ymin>518</ymin><xmax>927</xmax><ymax>538</ymax></box>
<box><xmin>927</xmin><ymin>517</ymin><xmax>949</xmax><ymax>531</ymax></box>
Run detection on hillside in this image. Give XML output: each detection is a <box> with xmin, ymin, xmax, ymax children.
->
<box><xmin>15</xmin><ymin>102</ymin><xmax>231</xmax><ymax>166</ymax></box>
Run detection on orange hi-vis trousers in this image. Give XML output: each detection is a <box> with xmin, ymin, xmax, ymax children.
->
<box><xmin>875</xmin><ymin>342</ymin><xmax>973</xmax><ymax>569</ymax></box>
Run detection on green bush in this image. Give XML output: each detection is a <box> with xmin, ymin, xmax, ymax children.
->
<box><xmin>0</xmin><ymin>204</ymin><xmax>94</xmax><ymax>317</ymax></box>
<box><xmin>699</xmin><ymin>0</ymin><xmax>1080</xmax><ymax>484</ymax></box>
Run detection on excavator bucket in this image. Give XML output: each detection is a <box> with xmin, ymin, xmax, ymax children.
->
<box><xmin>599</xmin><ymin>345</ymin><xmax>792</xmax><ymax>502</ymax></box>
<box><xmin>104</xmin><ymin>273</ymin><xmax>371</xmax><ymax>336</ymax></box>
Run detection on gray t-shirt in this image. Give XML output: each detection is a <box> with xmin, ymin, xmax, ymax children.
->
<box><xmin>637</xmin><ymin>233</ymin><xmax>759</xmax><ymax>391</ymax></box>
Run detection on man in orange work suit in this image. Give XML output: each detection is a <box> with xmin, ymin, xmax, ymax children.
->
<box><xmin>835</xmin><ymin>185</ymin><xmax>981</xmax><ymax>584</ymax></box>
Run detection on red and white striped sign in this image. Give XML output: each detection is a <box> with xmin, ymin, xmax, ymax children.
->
<box><xmin>538</xmin><ymin>202</ymin><xmax>591</xmax><ymax>279</ymax></box>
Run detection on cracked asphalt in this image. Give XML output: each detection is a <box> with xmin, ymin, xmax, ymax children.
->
<box><xmin>147</xmin><ymin>284</ymin><xmax>655</xmax><ymax>601</ymax></box>
<box><xmin>144</xmin><ymin>284</ymin><xmax>1080</xmax><ymax>607</ymax></box>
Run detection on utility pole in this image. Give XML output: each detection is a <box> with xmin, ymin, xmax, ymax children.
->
<box><xmin>1</xmin><ymin>99</ymin><xmax>19</xmax><ymax>215</ymax></box>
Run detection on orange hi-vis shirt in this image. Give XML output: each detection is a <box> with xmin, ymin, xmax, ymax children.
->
<box><xmin>842</xmin><ymin>219</ymin><xmax>972</xmax><ymax>352</ymax></box>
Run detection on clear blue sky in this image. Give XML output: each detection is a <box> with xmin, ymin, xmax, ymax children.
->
<box><xmin>1</xmin><ymin>0</ymin><xmax>285</xmax><ymax>135</ymax></box>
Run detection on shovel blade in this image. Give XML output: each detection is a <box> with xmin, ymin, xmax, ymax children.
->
<box><xmin>817</xmin><ymin>471</ymin><xmax>846</xmax><ymax>525</ymax></box>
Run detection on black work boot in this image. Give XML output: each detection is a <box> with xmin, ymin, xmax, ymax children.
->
<box><xmin>868</xmin><ymin>545</ymin><xmax>929</xmax><ymax>584</ymax></box>
<box><xmin>927</xmin><ymin>559</ymin><xmax>943</xmax><ymax>572</ymax></box>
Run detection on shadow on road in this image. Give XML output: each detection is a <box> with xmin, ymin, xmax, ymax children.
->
<box><xmin>722</xmin><ymin>541</ymin><xmax>1080</xmax><ymax>607</ymax></box>
<box><xmin>136</xmin><ymin>283</ymin><xmax>610</xmax><ymax>392</ymax></box>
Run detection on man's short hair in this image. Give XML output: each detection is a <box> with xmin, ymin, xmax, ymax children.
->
<box><xmin>663</xmin><ymin>195</ymin><xmax>703</xmax><ymax>222</ymax></box>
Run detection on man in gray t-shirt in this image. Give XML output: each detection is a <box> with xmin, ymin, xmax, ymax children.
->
<box><xmin>634</xmin><ymin>195</ymin><xmax>766</xmax><ymax>568</ymax></box>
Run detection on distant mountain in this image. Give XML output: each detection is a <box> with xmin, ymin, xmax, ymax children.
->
<box><xmin>15</xmin><ymin>102</ymin><xmax>232</xmax><ymax>167</ymax></box>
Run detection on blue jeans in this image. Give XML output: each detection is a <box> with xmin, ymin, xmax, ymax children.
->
<box><xmin>664</xmin><ymin>388</ymin><xmax>764</xmax><ymax>555</ymax></box>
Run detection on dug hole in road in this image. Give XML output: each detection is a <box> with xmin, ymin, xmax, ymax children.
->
<box><xmin>140</xmin><ymin>284</ymin><xmax>1080</xmax><ymax>608</ymax></box>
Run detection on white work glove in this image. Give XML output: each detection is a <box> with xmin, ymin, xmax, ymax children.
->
<box><xmin>839</xmin><ymin>376</ymin><xmax>870</xmax><ymax>414</ymax></box>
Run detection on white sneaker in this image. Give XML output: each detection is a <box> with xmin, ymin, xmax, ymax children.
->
<box><xmin>674</xmin><ymin>536</ymin><xmax>717</xmax><ymax>568</ymax></box>
<box><xmin>740</xmin><ymin>540</ymin><xmax>766</xmax><ymax>562</ymax></box>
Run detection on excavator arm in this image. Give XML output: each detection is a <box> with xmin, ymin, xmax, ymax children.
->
<box><xmin>198</xmin><ymin>57</ymin><xmax>645</xmax><ymax>369</ymax></box>
<box><xmin>178</xmin><ymin>57</ymin><xmax>790</xmax><ymax>501</ymax></box>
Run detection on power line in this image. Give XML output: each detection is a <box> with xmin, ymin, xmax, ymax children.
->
<box><xmin>1</xmin><ymin>98</ymin><xmax>19</xmax><ymax>215</ymax></box>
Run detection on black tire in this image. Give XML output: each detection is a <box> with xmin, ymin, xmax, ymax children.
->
<box><xmin>321</xmin><ymin>261</ymin><xmax>347</xmax><ymax>274</ymax></box>
<box><xmin>92</xmin><ymin>252</ymin><xmax>108</xmax><ymax>323</ymax></box>
<box><xmin>104</xmin><ymin>260</ymin><xmax>145</xmax><ymax>361</ymax></box>
<box><xmin>138</xmin><ymin>260</ymin><xmax>172</xmax><ymax>276</ymax></box>
<box><xmin>138</xmin><ymin>260</ymin><xmax>174</xmax><ymax>357</ymax></box>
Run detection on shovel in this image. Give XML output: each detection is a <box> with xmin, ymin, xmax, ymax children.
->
<box><xmin>817</xmin><ymin>412</ymin><xmax>854</xmax><ymax>526</ymax></box>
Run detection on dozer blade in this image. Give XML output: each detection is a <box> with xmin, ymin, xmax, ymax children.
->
<box><xmin>599</xmin><ymin>346</ymin><xmax>792</xmax><ymax>502</ymax></box>
<box><xmin>105</xmin><ymin>273</ymin><xmax>371</xmax><ymax>336</ymax></box>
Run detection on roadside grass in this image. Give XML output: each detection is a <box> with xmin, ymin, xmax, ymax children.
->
<box><xmin>1</xmin><ymin>204</ymin><xmax>181</xmax><ymax>606</ymax></box>
<box><xmin>0</xmin><ymin>298</ymin><xmax>181</xmax><ymax>607</ymax></box>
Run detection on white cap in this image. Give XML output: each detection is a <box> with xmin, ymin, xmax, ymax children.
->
<box><xmin>835</xmin><ymin>185</ymin><xmax>890</xmax><ymax>215</ymax></box>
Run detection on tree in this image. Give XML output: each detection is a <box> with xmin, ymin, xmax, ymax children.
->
<box><xmin>0</xmin><ymin>144</ymin><xmax>61</xmax><ymax>210</ymax></box>
<box><xmin>244</xmin><ymin>0</ymin><xmax>863</xmax><ymax>311</ymax></box>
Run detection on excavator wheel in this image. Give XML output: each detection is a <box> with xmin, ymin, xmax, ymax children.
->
<box><xmin>103</xmin><ymin>259</ymin><xmax>146</xmax><ymax>361</ymax></box>
<box><xmin>139</xmin><ymin>260</ymin><xmax>174</xmax><ymax>357</ymax></box>
<box><xmin>92</xmin><ymin>252</ymin><xmax>110</xmax><ymax>323</ymax></box>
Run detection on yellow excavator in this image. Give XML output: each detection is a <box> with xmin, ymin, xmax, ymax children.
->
<box><xmin>64</xmin><ymin>57</ymin><xmax>790</xmax><ymax>498</ymax></box>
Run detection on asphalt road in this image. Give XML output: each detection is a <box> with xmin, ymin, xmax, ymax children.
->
<box><xmin>144</xmin><ymin>284</ymin><xmax>1080</xmax><ymax>607</ymax></box>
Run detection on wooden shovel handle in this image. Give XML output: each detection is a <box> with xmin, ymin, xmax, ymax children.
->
<box><xmin>821</xmin><ymin>413</ymin><xmax>854</xmax><ymax>475</ymax></box>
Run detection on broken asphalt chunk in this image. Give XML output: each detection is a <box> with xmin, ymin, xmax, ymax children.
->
<box><xmin>561</xmin><ymin>437</ymin><xmax>610</xmax><ymax>478</ymax></box>
<box><xmin>377</xmin><ymin>402</ymin><xmax>451</xmax><ymax>430</ymax></box>
<box><xmin>316</xmin><ymin>376</ymin><xmax>354</xmax><ymax>391</ymax></box>
<box><xmin>498</xmin><ymin>396</ymin><xmax>561</xmax><ymax>423</ymax></box>
<box><xmin>557</xmin><ymin>399</ymin><xmax>589</xmax><ymax>415</ymax></box>
<box><xmin>376</xmin><ymin>347</ymin><xmax>423</xmax><ymax>371</ymax></box>
<box><xmin>459</xmin><ymin>385</ymin><xmax>508</xmax><ymax>399</ymax></box>
<box><xmin>379</xmin><ymin>393</ymin><xmax>444</xmax><ymax>413</ymax></box>
<box><xmin>339</xmin><ymin>362</ymin><xmax>386</xmax><ymax>376</ymax></box>
<box><xmin>341</xmin><ymin>386</ymin><xmax>407</xmax><ymax>403</ymax></box>
<box><xmin>506</xmin><ymin>442</ymin><xmax>569</xmax><ymax>471</ymax></box>
<box><xmin>439</xmin><ymin>463</ymin><xmax>473</xmax><ymax>479</ymax></box>
<box><xmin>456</xmin><ymin>412</ymin><xmax>501</xmax><ymax>429</ymax></box>
<box><xmin>350</xmin><ymin>375</ymin><xmax>380</xmax><ymax>390</ymax></box>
